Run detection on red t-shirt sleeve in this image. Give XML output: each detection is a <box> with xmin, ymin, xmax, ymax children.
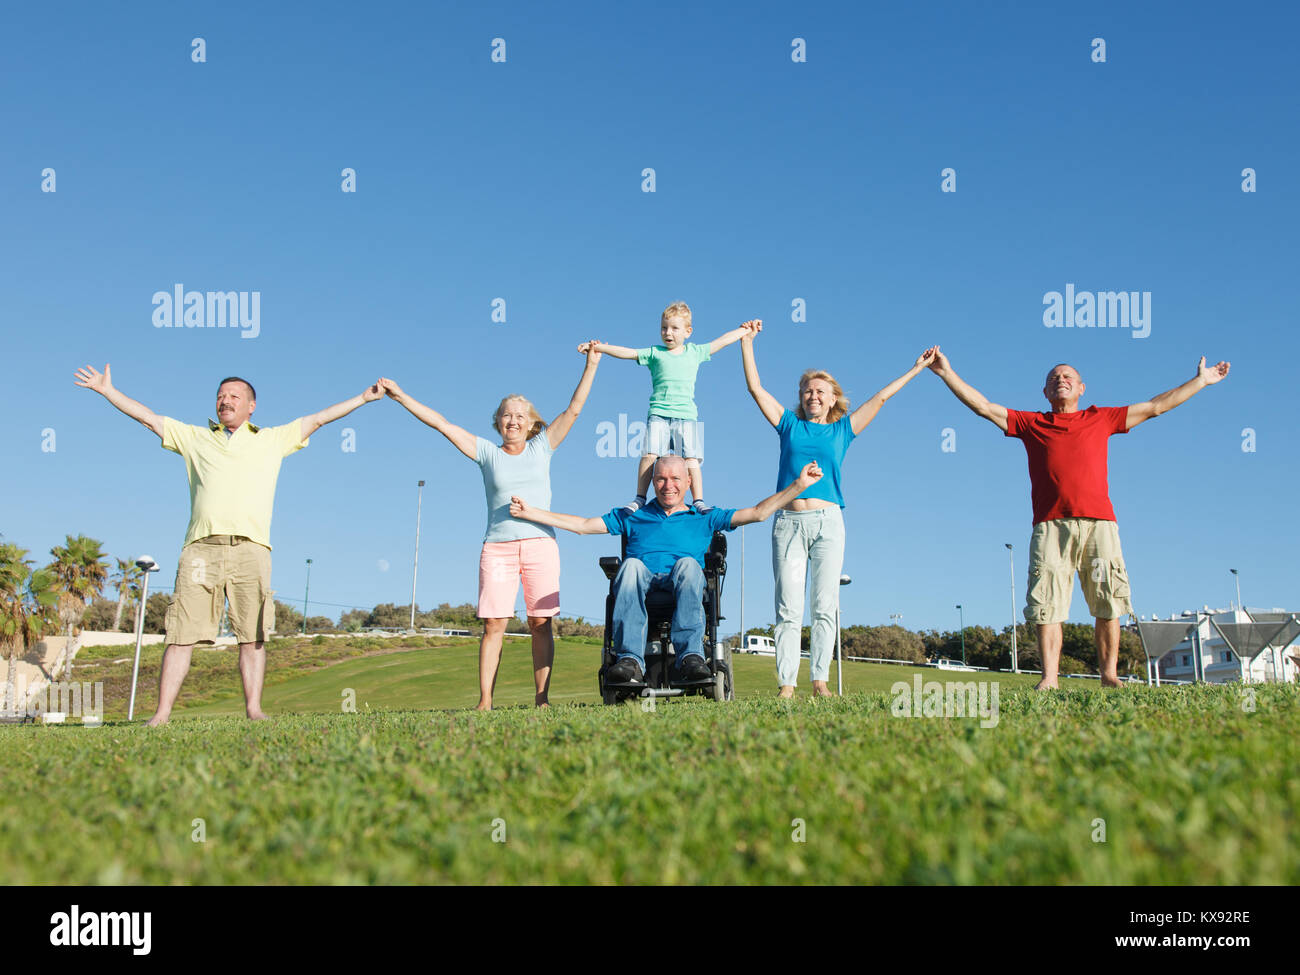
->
<box><xmin>1004</xmin><ymin>408</ymin><xmax>1029</xmax><ymax>438</ymax></box>
<box><xmin>1105</xmin><ymin>405</ymin><xmax>1130</xmax><ymax>435</ymax></box>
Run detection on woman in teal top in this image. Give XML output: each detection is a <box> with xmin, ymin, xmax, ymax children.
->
<box><xmin>379</xmin><ymin>342</ymin><xmax>601</xmax><ymax>709</ymax></box>
<box><xmin>740</xmin><ymin>322</ymin><xmax>936</xmax><ymax>697</ymax></box>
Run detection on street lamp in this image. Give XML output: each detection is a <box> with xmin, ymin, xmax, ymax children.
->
<box><xmin>837</xmin><ymin>574</ymin><xmax>852</xmax><ymax>696</ymax></box>
<box><xmin>956</xmin><ymin>603</ymin><xmax>966</xmax><ymax>666</ymax></box>
<box><xmin>1005</xmin><ymin>544</ymin><xmax>1018</xmax><ymax>673</ymax></box>
<box><xmin>739</xmin><ymin>525</ymin><xmax>745</xmax><ymax>652</ymax></box>
<box><xmin>1230</xmin><ymin>568</ymin><xmax>1242</xmax><ymax>617</ymax></box>
<box><xmin>410</xmin><ymin>480</ymin><xmax>425</xmax><ymax>632</ymax></box>
<box><xmin>127</xmin><ymin>555</ymin><xmax>160</xmax><ymax>721</ymax></box>
<box><xmin>302</xmin><ymin>558</ymin><xmax>312</xmax><ymax>634</ymax></box>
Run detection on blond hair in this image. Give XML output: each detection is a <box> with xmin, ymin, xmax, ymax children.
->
<box><xmin>492</xmin><ymin>395</ymin><xmax>547</xmax><ymax>441</ymax></box>
<box><xmin>661</xmin><ymin>301</ymin><xmax>692</xmax><ymax>327</ymax></box>
<box><xmin>794</xmin><ymin>370</ymin><xmax>850</xmax><ymax>423</ymax></box>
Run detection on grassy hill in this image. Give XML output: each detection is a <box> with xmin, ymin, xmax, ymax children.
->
<box><xmin>3</xmin><ymin>637</ymin><xmax>1296</xmax><ymax>884</ymax></box>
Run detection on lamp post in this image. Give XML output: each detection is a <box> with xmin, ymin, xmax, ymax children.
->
<box><xmin>1230</xmin><ymin>568</ymin><xmax>1242</xmax><ymax>617</ymax></box>
<box><xmin>302</xmin><ymin>558</ymin><xmax>312</xmax><ymax>634</ymax></box>
<box><xmin>410</xmin><ymin>480</ymin><xmax>425</xmax><ymax>632</ymax></box>
<box><xmin>837</xmin><ymin>574</ymin><xmax>852</xmax><ymax>696</ymax></box>
<box><xmin>956</xmin><ymin>603</ymin><xmax>966</xmax><ymax>666</ymax></box>
<box><xmin>1005</xmin><ymin>543</ymin><xmax>1018</xmax><ymax>672</ymax></box>
<box><xmin>127</xmin><ymin>555</ymin><xmax>160</xmax><ymax>721</ymax></box>
<box><xmin>739</xmin><ymin>525</ymin><xmax>745</xmax><ymax>653</ymax></box>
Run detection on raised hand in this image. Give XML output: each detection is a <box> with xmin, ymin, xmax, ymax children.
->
<box><xmin>915</xmin><ymin>345</ymin><xmax>939</xmax><ymax>370</ymax></box>
<box><xmin>927</xmin><ymin>347</ymin><xmax>950</xmax><ymax>374</ymax></box>
<box><xmin>1198</xmin><ymin>357</ymin><xmax>1230</xmax><ymax>385</ymax></box>
<box><xmin>797</xmin><ymin>461</ymin><xmax>823</xmax><ymax>488</ymax></box>
<box><xmin>739</xmin><ymin>319</ymin><xmax>763</xmax><ymax>340</ymax></box>
<box><xmin>378</xmin><ymin>377</ymin><xmax>404</xmax><ymax>400</ymax></box>
<box><xmin>362</xmin><ymin>381</ymin><xmax>383</xmax><ymax>402</ymax></box>
<box><xmin>74</xmin><ymin>363</ymin><xmax>113</xmax><ymax>395</ymax></box>
<box><xmin>583</xmin><ymin>339</ymin><xmax>603</xmax><ymax>364</ymax></box>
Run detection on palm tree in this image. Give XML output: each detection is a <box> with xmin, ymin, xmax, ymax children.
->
<box><xmin>110</xmin><ymin>557</ymin><xmax>144</xmax><ymax>632</ymax></box>
<box><xmin>47</xmin><ymin>535</ymin><xmax>108</xmax><ymax>683</ymax></box>
<box><xmin>0</xmin><ymin>544</ymin><xmax>60</xmax><ymax>717</ymax></box>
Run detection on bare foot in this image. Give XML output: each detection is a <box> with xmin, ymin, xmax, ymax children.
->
<box><xmin>1100</xmin><ymin>677</ymin><xmax>1123</xmax><ymax>688</ymax></box>
<box><xmin>536</xmin><ymin>700</ymin><xmax>550</xmax><ymax>708</ymax></box>
<box><xmin>1033</xmin><ymin>679</ymin><xmax>1058</xmax><ymax>691</ymax></box>
<box><xmin>777</xmin><ymin>686</ymin><xmax>795</xmax><ymax>699</ymax></box>
<box><xmin>475</xmin><ymin>701</ymin><xmax>492</xmax><ymax>711</ymax></box>
<box><xmin>811</xmin><ymin>682</ymin><xmax>834</xmax><ymax>698</ymax></box>
<box><xmin>145</xmin><ymin>714</ymin><xmax>169</xmax><ymax>727</ymax></box>
<box><xmin>247</xmin><ymin>710</ymin><xmax>268</xmax><ymax>721</ymax></box>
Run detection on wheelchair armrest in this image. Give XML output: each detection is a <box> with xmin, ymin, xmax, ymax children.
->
<box><xmin>599</xmin><ymin>556</ymin><xmax>621</xmax><ymax>581</ymax></box>
<box><xmin>705</xmin><ymin>553</ymin><xmax>726</xmax><ymax>575</ymax></box>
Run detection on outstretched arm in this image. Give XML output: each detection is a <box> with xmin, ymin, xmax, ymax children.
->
<box><xmin>739</xmin><ymin>321</ymin><xmax>783</xmax><ymax>427</ymax></box>
<box><xmin>548</xmin><ymin>341</ymin><xmax>602</xmax><ymax>448</ymax></box>
<box><xmin>74</xmin><ymin>364</ymin><xmax>165</xmax><ymax>438</ymax></box>
<box><xmin>731</xmin><ymin>462</ymin><xmax>824</xmax><ymax>526</ymax></box>
<box><xmin>578</xmin><ymin>341</ymin><xmax>639</xmax><ymax>360</ymax></box>
<box><xmin>509</xmin><ymin>496</ymin><xmax>609</xmax><ymax>535</ymax></box>
<box><xmin>849</xmin><ymin>346</ymin><xmax>939</xmax><ymax>435</ymax></box>
<box><xmin>298</xmin><ymin>383</ymin><xmax>383</xmax><ymax>439</ymax></box>
<box><xmin>707</xmin><ymin>323</ymin><xmax>752</xmax><ymax>355</ymax></box>
<box><xmin>927</xmin><ymin>348</ymin><xmax>1009</xmax><ymax>433</ymax></box>
<box><xmin>1126</xmin><ymin>357</ymin><xmax>1230</xmax><ymax>430</ymax></box>
<box><xmin>380</xmin><ymin>378</ymin><xmax>478</xmax><ymax>460</ymax></box>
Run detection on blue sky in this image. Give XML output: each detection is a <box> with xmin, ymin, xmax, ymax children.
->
<box><xmin>3</xmin><ymin>1</ymin><xmax>1296</xmax><ymax>634</ymax></box>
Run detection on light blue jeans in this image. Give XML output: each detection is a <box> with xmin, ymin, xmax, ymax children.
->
<box><xmin>772</xmin><ymin>506</ymin><xmax>845</xmax><ymax>685</ymax></box>
<box><xmin>611</xmin><ymin>557</ymin><xmax>706</xmax><ymax>671</ymax></box>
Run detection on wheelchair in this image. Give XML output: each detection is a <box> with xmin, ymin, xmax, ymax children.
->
<box><xmin>597</xmin><ymin>531</ymin><xmax>734</xmax><ymax>704</ymax></box>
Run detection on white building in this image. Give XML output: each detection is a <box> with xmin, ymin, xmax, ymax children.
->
<box><xmin>1146</xmin><ymin>607</ymin><xmax>1299</xmax><ymax>684</ymax></box>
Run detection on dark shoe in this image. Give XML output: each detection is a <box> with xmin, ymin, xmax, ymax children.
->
<box><xmin>606</xmin><ymin>657</ymin><xmax>644</xmax><ymax>684</ymax></box>
<box><xmin>677</xmin><ymin>654</ymin><xmax>711</xmax><ymax>681</ymax></box>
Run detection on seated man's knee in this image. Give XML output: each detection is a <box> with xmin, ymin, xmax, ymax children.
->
<box><xmin>671</xmin><ymin>557</ymin><xmax>704</xmax><ymax>592</ymax></box>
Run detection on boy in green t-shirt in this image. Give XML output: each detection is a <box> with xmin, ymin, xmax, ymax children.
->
<box><xmin>580</xmin><ymin>302</ymin><xmax>753</xmax><ymax>511</ymax></box>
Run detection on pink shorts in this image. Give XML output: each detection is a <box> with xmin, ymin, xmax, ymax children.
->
<box><xmin>477</xmin><ymin>537</ymin><xmax>561</xmax><ymax>619</ymax></box>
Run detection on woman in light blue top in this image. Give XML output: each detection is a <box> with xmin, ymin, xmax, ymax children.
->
<box><xmin>380</xmin><ymin>342</ymin><xmax>601</xmax><ymax>709</ymax></box>
<box><xmin>740</xmin><ymin>321</ymin><xmax>936</xmax><ymax>697</ymax></box>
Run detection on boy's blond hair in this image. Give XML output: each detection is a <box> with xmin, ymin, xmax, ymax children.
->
<box><xmin>492</xmin><ymin>394</ymin><xmax>547</xmax><ymax>441</ymax></box>
<box><xmin>794</xmin><ymin>370</ymin><xmax>850</xmax><ymax>423</ymax></box>
<box><xmin>661</xmin><ymin>301</ymin><xmax>692</xmax><ymax>327</ymax></box>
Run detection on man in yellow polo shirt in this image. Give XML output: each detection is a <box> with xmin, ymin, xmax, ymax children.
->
<box><xmin>75</xmin><ymin>364</ymin><xmax>381</xmax><ymax>725</ymax></box>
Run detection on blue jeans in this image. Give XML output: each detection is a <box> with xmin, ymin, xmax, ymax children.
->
<box><xmin>612</xmin><ymin>557</ymin><xmax>706</xmax><ymax>670</ymax></box>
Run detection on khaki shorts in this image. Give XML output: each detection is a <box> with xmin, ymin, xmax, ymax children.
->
<box><xmin>164</xmin><ymin>535</ymin><xmax>275</xmax><ymax>646</ymax></box>
<box><xmin>1024</xmin><ymin>518</ymin><xmax>1133</xmax><ymax>624</ymax></box>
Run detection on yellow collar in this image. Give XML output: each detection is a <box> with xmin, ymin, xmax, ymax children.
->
<box><xmin>208</xmin><ymin>419</ymin><xmax>261</xmax><ymax>434</ymax></box>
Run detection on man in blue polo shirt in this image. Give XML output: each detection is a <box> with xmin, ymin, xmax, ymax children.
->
<box><xmin>510</xmin><ymin>455</ymin><xmax>822</xmax><ymax>683</ymax></box>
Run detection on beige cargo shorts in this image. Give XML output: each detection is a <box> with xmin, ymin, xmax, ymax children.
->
<box><xmin>164</xmin><ymin>535</ymin><xmax>275</xmax><ymax>646</ymax></box>
<box><xmin>1024</xmin><ymin>518</ymin><xmax>1133</xmax><ymax>624</ymax></box>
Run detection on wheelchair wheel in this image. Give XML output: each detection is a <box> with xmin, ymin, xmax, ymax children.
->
<box><xmin>712</xmin><ymin>645</ymin><xmax>734</xmax><ymax>702</ymax></box>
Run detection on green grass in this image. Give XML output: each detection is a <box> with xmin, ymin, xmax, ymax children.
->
<box><xmin>3</xmin><ymin>643</ymin><xmax>1296</xmax><ymax>884</ymax></box>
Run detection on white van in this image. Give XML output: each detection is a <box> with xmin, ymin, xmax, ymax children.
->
<box><xmin>742</xmin><ymin>635</ymin><xmax>776</xmax><ymax>655</ymax></box>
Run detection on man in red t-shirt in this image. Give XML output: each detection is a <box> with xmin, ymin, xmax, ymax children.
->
<box><xmin>929</xmin><ymin>351</ymin><xmax>1230</xmax><ymax>689</ymax></box>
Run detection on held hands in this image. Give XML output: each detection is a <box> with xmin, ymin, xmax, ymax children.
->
<box><xmin>74</xmin><ymin>364</ymin><xmax>113</xmax><ymax>396</ymax></box>
<box><xmin>796</xmin><ymin>461</ymin><xmax>823</xmax><ymax>489</ymax></box>
<box><xmin>509</xmin><ymin>495</ymin><xmax>530</xmax><ymax>519</ymax></box>
<box><xmin>739</xmin><ymin>319</ymin><xmax>763</xmax><ymax>342</ymax></box>
<box><xmin>914</xmin><ymin>346</ymin><xmax>939</xmax><ymax>371</ymax></box>
<box><xmin>378</xmin><ymin>377</ymin><xmax>404</xmax><ymax>400</ymax></box>
<box><xmin>580</xmin><ymin>339</ymin><xmax>603</xmax><ymax>364</ymax></box>
<box><xmin>1197</xmin><ymin>356</ymin><xmax>1230</xmax><ymax>385</ymax></box>
<box><xmin>927</xmin><ymin>346</ymin><xmax>950</xmax><ymax>375</ymax></box>
<box><xmin>362</xmin><ymin>381</ymin><xmax>384</xmax><ymax>403</ymax></box>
